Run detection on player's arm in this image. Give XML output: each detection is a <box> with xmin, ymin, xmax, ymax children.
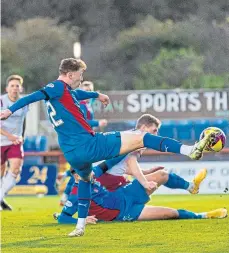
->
<box><xmin>93</xmin><ymin>154</ymin><xmax>127</xmax><ymax>178</ymax></box>
<box><xmin>22</xmin><ymin>118</ymin><xmax>26</xmax><ymax>138</ymax></box>
<box><xmin>86</xmin><ymin>118</ymin><xmax>107</xmax><ymax>128</ymax></box>
<box><xmin>79</xmin><ymin>103</ymin><xmax>100</xmax><ymax>127</ymax></box>
<box><xmin>74</xmin><ymin>89</ymin><xmax>110</xmax><ymax>106</ymax></box>
<box><xmin>73</xmin><ymin>89</ymin><xmax>99</xmax><ymax>101</ymax></box>
<box><xmin>125</xmin><ymin>155</ymin><xmax>158</xmax><ymax>191</ymax></box>
<box><xmin>57</xmin><ymin>214</ymin><xmax>97</xmax><ymax>224</ymax></box>
<box><xmin>0</xmin><ymin>91</ymin><xmax>45</xmax><ymax>120</ymax></box>
<box><xmin>1</xmin><ymin>83</ymin><xmax>64</xmax><ymax>120</ymax></box>
<box><xmin>0</xmin><ymin>127</ymin><xmax>22</xmax><ymax>145</ymax></box>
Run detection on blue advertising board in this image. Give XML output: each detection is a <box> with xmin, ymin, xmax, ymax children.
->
<box><xmin>8</xmin><ymin>164</ymin><xmax>58</xmax><ymax>196</ymax></box>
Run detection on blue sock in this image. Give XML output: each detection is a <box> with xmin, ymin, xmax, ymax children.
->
<box><xmin>58</xmin><ymin>213</ymin><xmax>77</xmax><ymax>224</ymax></box>
<box><xmin>164</xmin><ymin>173</ymin><xmax>190</xmax><ymax>190</ymax></box>
<box><xmin>65</xmin><ymin>170</ymin><xmax>72</xmax><ymax>177</ymax></box>
<box><xmin>78</xmin><ymin>180</ymin><xmax>91</xmax><ymax>219</ymax></box>
<box><xmin>64</xmin><ymin>176</ymin><xmax>75</xmax><ymax>195</ymax></box>
<box><xmin>178</xmin><ymin>209</ymin><xmax>203</xmax><ymax>219</ymax></box>
<box><xmin>143</xmin><ymin>133</ymin><xmax>182</xmax><ymax>153</ymax></box>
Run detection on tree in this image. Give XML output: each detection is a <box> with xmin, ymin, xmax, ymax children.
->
<box><xmin>1</xmin><ymin>18</ymin><xmax>79</xmax><ymax>91</ymax></box>
<box><xmin>134</xmin><ymin>47</ymin><xmax>229</xmax><ymax>89</ymax></box>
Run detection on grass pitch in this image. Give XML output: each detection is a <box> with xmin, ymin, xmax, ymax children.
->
<box><xmin>1</xmin><ymin>195</ymin><xmax>229</xmax><ymax>253</ymax></box>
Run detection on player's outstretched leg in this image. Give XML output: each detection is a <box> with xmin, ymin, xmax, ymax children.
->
<box><xmin>145</xmin><ymin>169</ymin><xmax>207</xmax><ymax>194</ymax></box>
<box><xmin>137</xmin><ymin>206</ymin><xmax>228</xmax><ymax>221</ymax></box>
<box><xmin>177</xmin><ymin>208</ymin><xmax>228</xmax><ymax>219</ymax></box>
<box><xmin>119</xmin><ymin>130</ymin><xmax>215</xmax><ymax>160</ymax></box>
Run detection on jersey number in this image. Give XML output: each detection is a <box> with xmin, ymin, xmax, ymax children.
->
<box><xmin>46</xmin><ymin>101</ymin><xmax>64</xmax><ymax>127</ymax></box>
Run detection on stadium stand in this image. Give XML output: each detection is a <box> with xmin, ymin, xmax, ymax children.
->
<box><xmin>104</xmin><ymin>119</ymin><xmax>229</xmax><ymax>145</ymax></box>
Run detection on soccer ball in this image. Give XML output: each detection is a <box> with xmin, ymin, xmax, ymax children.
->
<box><xmin>200</xmin><ymin>127</ymin><xmax>226</xmax><ymax>152</ymax></box>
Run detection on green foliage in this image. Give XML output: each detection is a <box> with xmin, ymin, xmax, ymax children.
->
<box><xmin>184</xmin><ymin>74</ymin><xmax>229</xmax><ymax>89</ymax></box>
<box><xmin>1</xmin><ymin>18</ymin><xmax>79</xmax><ymax>91</ymax></box>
<box><xmin>101</xmin><ymin>16</ymin><xmax>229</xmax><ymax>90</ymax></box>
<box><xmin>1</xmin><ymin>38</ymin><xmax>24</xmax><ymax>85</ymax></box>
<box><xmin>1</xmin><ymin>1</ymin><xmax>229</xmax><ymax>90</ymax></box>
<box><xmin>133</xmin><ymin>48</ymin><xmax>202</xmax><ymax>89</ymax></box>
<box><xmin>134</xmin><ymin>47</ymin><xmax>229</xmax><ymax>89</ymax></box>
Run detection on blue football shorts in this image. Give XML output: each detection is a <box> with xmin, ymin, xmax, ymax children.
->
<box><xmin>64</xmin><ymin>131</ymin><xmax>121</xmax><ymax>178</ymax></box>
<box><xmin>115</xmin><ymin>179</ymin><xmax>150</xmax><ymax>221</ymax></box>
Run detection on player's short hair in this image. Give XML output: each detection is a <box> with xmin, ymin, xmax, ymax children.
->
<box><xmin>136</xmin><ymin>114</ymin><xmax>161</xmax><ymax>129</ymax></box>
<box><xmin>6</xmin><ymin>75</ymin><xmax>23</xmax><ymax>86</ymax></box>
<box><xmin>59</xmin><ymin>58</ymin><xmax>87</xmax><ymax>74</ymax></box>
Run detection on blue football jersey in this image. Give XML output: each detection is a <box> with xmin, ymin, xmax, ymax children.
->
<box><xmin>41</xmin><ymin>80</ymin><xmax>99</xmax><ymax>153</ymax></box>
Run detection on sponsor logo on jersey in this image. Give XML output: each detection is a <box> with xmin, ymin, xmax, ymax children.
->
<box><xmin>65</xmin><ymin>201</ymin><xmax>73</xmax><ymax>207</ymax></box>
<box><xmin>122</xmin><ymin>214</ymin><xmax>134</xmax><ymax>221</ymax></box>
<box><xmin>46</xmin><ymin>83</ymin><xmax>54</xmax><ymax>88</ymax></box>
<box><xmin>78</xmin><ymin>203</ymin><xmax>88</xmax><ymax>207</ymax></box>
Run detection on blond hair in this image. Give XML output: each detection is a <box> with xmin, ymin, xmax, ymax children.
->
<box><xmin>6</xmin><ymin>75</ymin><xmax>23</xmax><ymax>86</ymax></box>
<box><xmin>59</xmin><ymin>58</ymin><xmax>87</xmax><ymax>74</ymax></box>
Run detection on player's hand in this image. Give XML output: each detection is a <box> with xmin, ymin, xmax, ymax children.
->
<box><xmin>99</xmin><ymin>119</ymin><xmax>108</xmax><ymax>127</ymax></box>
<box><xmin>98</xmin><ymin>93</ymin><xmax>110</xmax><ymax>107</ymax></box>
<box><xmin>0</xmin><ymin>109</ymin><xmax>12</xmax><ymax>120</ymax></box>
<box><xmin>86</xmin><ymin>215</ymin><xmax>98</xmax><ymax>225</ymax></box>
<box><xmin>8</xmin><ymin>134</ymin><xmax>23</xmax><ymax>145</ymax></box>
<box><xmin>143</xmin><ymin>181</ymin><xmax>158</xmax><ymax>191</ymax></box>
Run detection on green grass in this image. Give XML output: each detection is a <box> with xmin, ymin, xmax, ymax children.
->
<box><xmin>1</xmin><ymin>195</ymin><xmax>229</xmax><ymax>253</ymax></box>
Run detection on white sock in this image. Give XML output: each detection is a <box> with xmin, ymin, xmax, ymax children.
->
<box><xmin>76</xmin><ymin>218</ymin><xmax>86</xmax><ymax>229</ymax></box>
<box><xmin>0</xmin><ymin>171</ymin><xmax>17</xmax><ymax>201</ymax></box>
<box><xmin>61</xmin><ymin>172</ymin><xmax>68</xmax><ymax>180</ymax></box>
<box><xmin>180</xmin><ymin>145</ymin><xmax>194</xmax><ymax>156</ymax></box>
<box><xmin>187</xmin><ymin>182</ymin><xmax>194</xmax><ymax>192</ymax></box>
<box><xmin>60</xmin><ymin>193</ymin><xmax>68</xmax><ymax>202</ymax></box>
<box><xmin>197</xmin><ymin>212</ymin><xmax>207</xmax><ymax>218</ymax></box>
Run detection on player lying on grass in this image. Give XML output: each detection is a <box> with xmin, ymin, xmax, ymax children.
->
<box><xmin>54</xmin><ymin>161</ymin><xmax>227</xmax><ymax>237</ymax></box>
<box><xmin>0</xmin><ymin>58</ymin><xmax>216</xmax><ymax>237</ymax></box>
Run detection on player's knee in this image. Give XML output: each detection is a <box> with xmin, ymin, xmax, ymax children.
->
<box><xmin>10</xmin><ymin>162</ymin><xmax>22</xmax><ymax>175</ymax></box>
<box><xmin>133</xmin><ymin>132</ymin><xmax>146</xmax><ymax>147</ymax></box>
<box><xmin>163</xmin><ymin>209</ymin><xmax>179</xmax><ymax>219</ymax></box>
<box><xmin>11</xmin><ymin>167</ymin><xmax>21</xmax><ymax>176</ymax></box>
<box><xmin>159</xmin><ymin>170</ymin><xmax>168</xmax><ymax>180</ymax></box>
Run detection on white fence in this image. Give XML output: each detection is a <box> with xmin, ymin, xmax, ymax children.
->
<box><xmin>140</xmin><ymin>161</ymin><xmax>229</xmax><ymax>194</ymax></box>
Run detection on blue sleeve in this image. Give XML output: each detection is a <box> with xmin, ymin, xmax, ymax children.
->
<box><xmin>80</xmin><ymin>103</ymin><xmax>99</xmax><ymax>127</ymax></box>
<box><xmin>80</xmin><ymin>103</ymin><xmax>88</xmax><ymax>118</ymax></box>
<box><xmin>105</xmin><ymin>155</ymin><xmax>127</xmax><ymax>170</ymax></box>
<box><xmin>87</xmin><ymin>119</ymin><xmax>99</xmax><ymax>128</ymax></box>
<box><xmin>73</xmin><ymin>89</ymin><xmax>99</xmax><ymax>101</ymax></box>
<box><xmin>93</xmin><ymin>166</ymin><xmax>104</xmax><ymax>178</ymax></box>
<box><xmin>93</xmin><ymin>154</ymin><xmax>127</xmax><ymax>178</ymax></box>
<box><xmin>9</xmin><ymin>91</ymin><xmax>46</xmax><ymax>113</ymax></box>
<box><xmin>41</xmin><ymin>82</ymin><xmax>64</xmax><ymax>100</ymax></box>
